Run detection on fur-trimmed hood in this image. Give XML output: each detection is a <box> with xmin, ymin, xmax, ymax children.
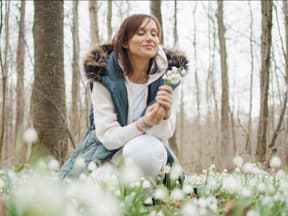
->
<box><xmin>84</xmin><ymin>43</ymin><xmax>189</xmax><ymax>82</ymax></box>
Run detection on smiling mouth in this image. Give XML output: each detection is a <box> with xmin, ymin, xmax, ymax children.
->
<box><xmin>143</xmin><ymin>45</ymin><xmax>155</xmax><ymax>49</ymax></box>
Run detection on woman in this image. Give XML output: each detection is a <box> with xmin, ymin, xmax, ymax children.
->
<box><xmin>60</xmin><ymin>14</ymin><xmax>188</xmax><ymax>180</ymax></box>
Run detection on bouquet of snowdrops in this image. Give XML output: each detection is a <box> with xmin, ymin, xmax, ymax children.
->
<box><xmin>163</xmin><ymin>66</ymin><xmax>187</xmax><ymax>86</ymax></box>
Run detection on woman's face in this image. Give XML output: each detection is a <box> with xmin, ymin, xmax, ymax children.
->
<box><xmin>126</xmin><ymin>18</ymin><xmax>160</xmax><ymax>60</ymax></box>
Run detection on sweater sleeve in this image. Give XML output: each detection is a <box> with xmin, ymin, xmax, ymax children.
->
<box><xmin>145</xmin><ymin>86</ymin><xmax>179</xmax><ymax>140</ymax></box>
<box><xmin>91</xmin><ymin>82</ymin><xmax>143</xmax><ymax>150</ymax></box>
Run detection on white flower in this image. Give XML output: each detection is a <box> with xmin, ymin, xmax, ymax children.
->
<box><xmin>87</xmin><ymin>161</ymin><xmax>97</xmax><ymax>171</ymax></box>
<box><xmin>163</xmin><ymin>66</ymin><xmax>186</xmax><ymax>86</ymax></box>
<box><xmin>74</xmin><ymin>157</ymin><xmax>85</xmax><ymax>170</ymax></box>
<box><xmin>170</xmin><ymin>189</ymin><xmax>184</xmax><ymax>202</ymax></box>
<box><xmin>233</xmin><ymin>156</ymin><xmax>244</xmax><ymax>168</ymax></box>
<box><xmin>170</xmin><ymin>163</ymin><xmax>183</xmax><ymax>180</ymax></box>
<box><xmin>170</xmin><ymin>73</ymin><xmax>182</xmax><ymax>85</ymax></box>
<box><xmin>142</xmin><ymin>179</ymin><xmax>151</xmax><ymax>189</ymax></box>
<box><xmin>183</xmin><ymin>184</ymin><xmax>194</xmax><ymax>194</ymax></box>
<box><xmin>276</xmin><ymin>169</ymin><xmax>286</xmax><ymax>179</ymax></box>
<box><xmin>22</xmin><ymin>128</ymin><xmax>38</xmax><ymax>144</ymax></box>
<box><xmin>242</xmin><ymin>188</ymin><xmax>252</xmax><ymax>197</ymax></box>
<box><xmin>0</xmin><ymin>179</ymin><xmax>5</xmax><ymax>189</ymax></box>
<box><xmin>48</xmin><ymin>159</ymin><xmax>60</xmax><ymax>171</ymax></box>
<box><xmin>119</xmin><ymin>160</ymin><xmax>143</xmax><ymax>184</ymax></box>
<box><xmin>198</xmin><ymin>197</ymin><xmax>207</xmax><ymax>208</ymax></box>
<box><xmin>222</xmin><ymin>175</ymin><xmax>241</xmax><ymax>194</ymax></box>
<box><xmin>246</xmin><ymin>210</ymin><xmax>260</xmax><ymax>216</ymax></box>
<box><xmin>144</xmin><ymin>197</ymin><xmax>153</xmax><ymax>205</ymax></box>
<box><xmin>257</xmin><ymin>182</ymin><xmax>266</xmax><ymax>193</ymax></box>
<box><xmin>182</xmin><ymin>202</ymin><xmax>198</xmax><ymax>216</ymax></box>
<box><xmin>164</xmin><ymin>165</ymin><xmax>171</xmax><ymax>174</ymax></box>
<box><xmin>154</xmin><ymin>187</ymin><xmax>168</xmax><ymax>201</ymax></box>
<box><xmin>243</xmin><ymin>162</ymin><xmax>257</xmax><ymax>174</ymax></box>
<box><xmin>270</xmin><ymin>156</ymin><xmax>281</xmax><ymax>169</ymax></box>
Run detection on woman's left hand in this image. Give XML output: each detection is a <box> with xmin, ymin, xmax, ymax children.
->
<box><xmin>156</xmin><ymin>85</ymin><xmax>173</xmax><ymax>118</ymax></box>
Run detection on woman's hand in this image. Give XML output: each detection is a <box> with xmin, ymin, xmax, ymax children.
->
<box><xmin>156</xmin><ymin>85</ymin><xmax>173</xmax><ymax>119</ymax></box>
<box><xmin>143</xmin><ymin>103</ymin><xmax>166</xmax><ymax>126</ymax></box>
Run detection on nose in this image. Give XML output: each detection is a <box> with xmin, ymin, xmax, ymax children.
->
<box><xmin>145</xmin><ymin>33</ymin><xmax>153</xmax><ymax>41</ymax></box>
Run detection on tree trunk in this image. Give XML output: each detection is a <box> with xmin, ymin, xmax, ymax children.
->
<box><xmin>15</xmin><ymin>0</ymin><xmax>26</xmax><ymax>165</ymax></box>
<box><xmin>150</xmin><ymin>0</ymin><xmax>163</xmax><ymax>43</ymax></box>
<box><xmin>173</xmin><ymin>0</ymin><xmax>178</xmax><ymax>47</ymax></box>
<box><xmin>256</xmin><ymin>0</ymin><xmax>273</xmax><ymax>163</ymax></box>
<box><xmin>0</xmin><ymin>1</ymin><xmax>10</xmax><ymax>164</ymax></box>
<box><xmin>89</xmin><ymin>0</ymin><xmax>99</xmax><ymax>46</ymax></box>
<box><xmin>246</xmin><ymin>1</ymin><xmax>254</xmax><ymax>155</ymax></box>
<box><xmin>217</xmin><ymin>0</ymin><xmax>232</xmax><ymax>169</ymax></box>
<box><xmin>31</xmin><ymin>0</ymin><xmax>67</xmax><ymax>163</ymax></box>
<box><xmin>107</xmin><ymin>0</ymin><xmax>112</xmax><ymax>40</ymax></box>
<box><xmin>284</xmin><ymin>0</ymin><xmax>288</xmax><ymax>164</ymax></box>
<box><xmin>71</xmin><ymin>0</ymin><xmax>80</xmax><ymax>146</ymax></box>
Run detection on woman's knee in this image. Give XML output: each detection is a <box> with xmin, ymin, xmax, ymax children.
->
<box><xmin>122</xmin><ymin>135</ymin><xmax>167</xmax><ymax>178</ymax></box>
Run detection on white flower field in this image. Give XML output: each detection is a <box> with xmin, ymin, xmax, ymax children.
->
<box><xmin>0</xmin><ymin>155</ymin><xmax>287</xmax><ymax>216</ymax></box>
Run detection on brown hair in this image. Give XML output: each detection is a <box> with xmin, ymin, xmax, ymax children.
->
<box><xmin>112</xmin><ymin>14</ymin><xmax>161</xmax><ymax>75</ymax></box>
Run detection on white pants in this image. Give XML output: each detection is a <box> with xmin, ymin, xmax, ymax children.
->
<box><xmin>122</xmin><ymin>134</ymin><xmax>168</xmax><ymax>179</ymax></box>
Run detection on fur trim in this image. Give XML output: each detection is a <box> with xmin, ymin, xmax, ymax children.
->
<box><xmin>84</xmin><ymin>43</ymin><xmax>189</xmax><ymax>82</ymax></box>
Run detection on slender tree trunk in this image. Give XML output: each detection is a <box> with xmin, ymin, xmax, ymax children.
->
<box><xmin>207</xmin><ymin>2</ymin><xmax>220</xmax><ymax>166</ymax></box>
<box><xmin>71</xmin><ymin>0</ymin><xmax>80</xmax><ymax>146</ymax></box>
<box><xmin>168</xmin><ymin>0</ymin><xmax>179</xmax><ymax>158</ymax></box>
<box><xmin>31</xmin><ymin>0</ymin><xmax>67</xmax><ymax>163</ymax></box>
<box><xmin>246</xmin><ymin>1</ymin><xmax>254</xmax><ymax>155</ymax></box>
<box><xmin>268</xmin><ymin>1</ymin><xmax>288</xmax><ymax>158</ymax></box>
<box><xmin>284</xmin><ymin>0</ymin><xmax>288</xmax><ymax>164</ymax></box>
<box><xmin>15</xmin><ymin>0</ymin><xmax>26</xmax><ymax>165</ymax></box>
<box><xmin>173</xmin><ymin>0</ymin><xmax>178</xmax><ymax>47</ymax></box>
<box><xmin>0</xmin><ymin>1</ymin><xmax>10</xmax><ymax>164</ymax></box>
<box><xmin>107</xmin><ymin>0</ymin><xmax>112</xmax><ymax>40</ymax></box>
<box><xmin>256</xmin><ymin>0</ymin><xmax>273</xmax><ymax>163</ymax></box>
<box><xmin>89</xmin><ymin>0</ymin><xmax>100</xmax><ymax>46</ymax></box>
<box><xmin>150</xmin><ymin>0</ymin><xmax>163</xmax><ymax>43</ymax></box>
<box><xmin>217</xmin><ymin>0</ymin><xmax>232</xmax><ymax>169</ymax></box>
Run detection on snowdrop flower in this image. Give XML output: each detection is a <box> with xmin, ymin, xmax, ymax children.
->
<box><xmin>170</xmin><ymin>189</ymin><xmax>184</xmax><ymax>202</ymax></box>
<box><xmin>163</xmin><ymin>67</ymin><xmax>186</xmax><ymax>86</ymax></box>
<box><xmin>207</xmin><ymin>178</ymin><xmax>218</xmax><ymax>191</ymax></box>
<box><xmin>243</xmin><ymin>162</ymin><xmax>256</xmax><ymax>174</ymax></box>
<box><xmin>170</xmin><ymin>163</ymin><xmax>183</xmax><ymax>180</ymax></box>
<box><xmin>0</xmin><ymin>178</ymin><xmax>5</xmax><ymax>190</ymax></box>
<box><xmin>74</xmin><ymin>157</ymin><xmax>85</xmax><ymax>170</ymax></box>
<box><xmin>198</xmin><ymin>198</ymin><xmax>207</xmax><ymax>208</ymax></box>
<box><xmin>233</xmin><ymin>156</ymin><xmax>244</xmax><ymax>168</ymax></box>
<box><xmin>79</xmin><ymin>173</ymin><xmax>87</xmax><ymax>181</ymax></box>
<box><xmin>182</xmin><ymin>201</ymin><xmax>198</xmax><ymax>216</ymax></box>
<box><xmin>276</xmin><ymin>169</ymin><xmax>286</xmax><ymax>179</ymax></box>
<box><xmin>142</xmin><ymin>179</ymin><xmax>151</xmax><ymax>189</ymax></box>
<box><xmin>164</xmin><ymin>165</ymin><xmax>171</xmax><ymax>174</ymax></box>
<box><xmin>246</xmin><ymin>210</ymin><xmax>260</xmax><ymax>216</ymax></box>
<box><xmin>118</xmin><ymin>160</ymin><xmax>143</xmax><ymax>184</ymax></box>
<box><xmin>170</xmin><ymin>73</ymin><xmax>182</xmax><ymax>85</ymax></box>
<box><xmin>222</xmin><ymin>175</ymin><xmax>241</xmax><ymax>194</ymax></box>
<box><xmin>87</xmin><ymin>161</ymin><xmax>97</xmax><ymax>171</ymax></box>
<box><xmin>183</xmin><ymin>184</ymin><xmax>194</xmax><ymax>195</ymax></box>
<box><xmin>22</xmin><ymin>127</ymin><xmax>38</xmax><ymax>144</ymax></box>
<box><xmin>270</xmin><ymin>156</ymin><xmax>281</xmax><ymax>169</ymax></box>
<box><xmin>48</xmin><ymin>159</ymin><xmax>60</xmax><ymax>171</ymax></box>
<box><xmin>154</xmin><ymin>187</ymin><xmax>168</xmax><ymax>201</ymax></box>
<box><xmin>149</xmin><ymin>210</ymin><xmax>157</xmax><ymax>216</ymax></box>
<box><xmin>242</xmin><ymin>188</ymin><xmax>252</xmax><ymax>197</ymax></box>
<box><xmin>144</xmin><ymin>197</ymin><xmax>153</xmax><ymax>205</ymax></box>
<box><xmin>257</xmin><ymin>182</ymin><xmax>266</xmax><ymax>193</ymax></box>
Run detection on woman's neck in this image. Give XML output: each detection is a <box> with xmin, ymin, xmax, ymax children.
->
<box><xmin>128</xmin><ymin>56</ymin><xmax>150</xmax><ymax>84</ymax></box>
